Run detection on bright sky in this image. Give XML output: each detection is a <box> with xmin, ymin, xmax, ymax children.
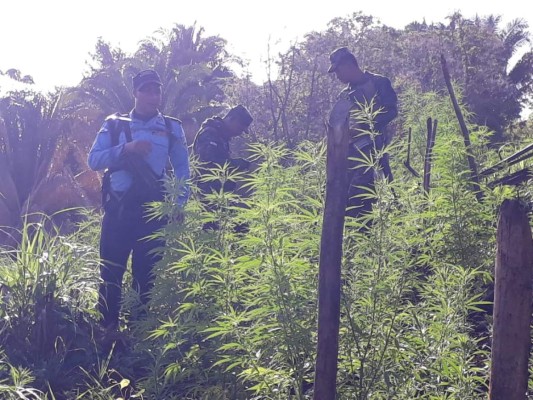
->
<box><xmin>0</xmin><ymin>0</ymin><xmax>531</xmax><ymax>92</ymax></box>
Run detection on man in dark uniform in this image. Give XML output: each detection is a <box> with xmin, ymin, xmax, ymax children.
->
<box><xmin>193</xmin><ymin>105</ymin><xmax>253</xmax><ymax>230</ymax></box>
<box><xmin>328</xmin><ymin>47</ymin><xmax>398</xmax><ymax>218</ymax></box>
<box><xmin>193</xmin><ymin>105</ymin><xmax>253</xmax><ymax>194</ymax></box>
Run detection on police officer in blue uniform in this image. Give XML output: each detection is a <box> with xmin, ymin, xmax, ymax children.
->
<box><xmin>328</xmin><ymin>47</ymin><xmax>398</xmax><ymax>219</ymax></box>
<box><xmin>88</xmin><ymin>69</ymin><xmax>190</xmax><ymax>330</ymax></box>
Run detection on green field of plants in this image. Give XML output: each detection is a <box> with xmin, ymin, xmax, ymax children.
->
<box><xmin>1</xmin><ymin>11</ymin><xmax>533</xmax><ymax>400</ymax></box>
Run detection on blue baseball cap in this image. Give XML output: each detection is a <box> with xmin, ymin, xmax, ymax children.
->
<box><xmin>328</xmin><ymin>47</ymin><xmax>357</xmax><ymax>73</ymax></box>
<box><xmin>132</xmin><ymin>69</ymin><xmax>162</xmax><ymax>91</ymax></box>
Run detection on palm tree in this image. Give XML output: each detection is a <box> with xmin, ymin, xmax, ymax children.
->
<box><xmin>0</xmin><ymin>88</ymin><xmax>96</xmax><ymax>246</ymax></box>
<box><xmin>62</xmin><ymin>39</ymin><xmax>139</xmax><ymax>118</ymax></box>
<box><xmin>503</xmin><ymin>19</ymin><xmax>533</xmax><ymax>110</ymax></box>
<box><xmin>65</xmin><ymin>25</ymin><xmax>237</xmax><ymax>129</ymax></box>
<box><xmin>135</xmin><ymin>23</ymin><xmax>234</xmax><ymax>120</ymax></box>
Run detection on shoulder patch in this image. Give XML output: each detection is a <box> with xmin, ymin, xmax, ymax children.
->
<box><xmin>163</xmin><ymin>115</ymin><xmax>182</xmax><ymax>124</ymax></box>
<box><xmin>105</xmin><ymin>112</ymin><xmax>131</xmax><ymax>123</ymax></box>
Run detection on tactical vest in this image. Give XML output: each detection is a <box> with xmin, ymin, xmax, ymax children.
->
<box><xmin>101</xmin><ymin>113</ymin><xmax>177</xmax><ymax>206</ymax></box>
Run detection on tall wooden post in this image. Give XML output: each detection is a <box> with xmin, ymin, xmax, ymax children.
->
<box><xmin>313</xmin><ymin>98</ymin><xmax>351</xmax><ymax>400</ymax></box>
<box><xmin>440</xmin><ymin>54</ymin><xmax>483</xmax><ymax>201</ymax></box>
<box><xmin>489</xmin><ymin>199</ymin><xmax>533</xmax><ymax>399</ymax></box>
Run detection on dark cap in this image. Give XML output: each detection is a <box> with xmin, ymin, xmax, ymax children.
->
<box><xmin>132</xmin><ymin>69</ymin><xmax>162</xmax><ymax>91</ymax></box>
<box><xmin>226</xmin><ymin>105</ymin><xmax>253</xmax><ymax>133</ymax></box>
<box><xmin>327</xmin><ymin>47</ymin><xmax>357</xmax><ymax>73</ymax></box>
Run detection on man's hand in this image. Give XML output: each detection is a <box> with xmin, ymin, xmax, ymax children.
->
<box><xmin>124</xmin><ymin>140</ymin><xmax>152</xmax><ymax>157</ymax></box>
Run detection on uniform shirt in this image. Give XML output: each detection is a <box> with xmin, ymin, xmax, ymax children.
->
<box><xmin>338</xmin><ymin>71</ymin><xmax>397</xmax><ymax>182</ymax></box>
<box><xmin>340</xmin><ymin>71</ymin><xmax>398</xmax><ymax>143</ymax></box>
<box><xmin>192</xmin><ymin>117</ymin><xmax>250</xmax><ymax>194</ymax></box>
<box><xmin>88</xmin><ymin>110</ymin><xmax>190</xmax><ymax>205</ymax></box>
<box><xmin>193</xmin><ymin>117</ymin><xmax>231</xmax><ymax>166</ymax></box>
<box><xmin>193</xmin><ymin>117</ymin><xmax>249</xmax><ymax>170</ymax></box>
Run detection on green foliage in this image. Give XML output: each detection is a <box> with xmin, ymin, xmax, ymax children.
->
<box><xmin>1</xmin><ymin>98</ymin><xmax>514</xmax><ymax>398</ymax></box>
<box><xmin>138</xmin><ymin>143</ymin><xmax>324</xmax><ymax>399</ymax></box>
<box><xmin>126</xmin><ymin>105</ymin><xmax>501</xmax><ymax>399</ymax></box>
<box><xmin>0</xmin><ymin>212</ymin><xmax>103</xmax><ymax>397</ymax></box>
<box><xmin>335</xmin><ymin>174</ymin><xmax>493</xmax><ymax>399</ymax></box>
<box><xmin>0</xmin><ymin>349</ymin><xmax>46</xmax><ymax>399</ymax></box>
<box><xmin>0</xmin><ymin>87</ymin><xmax>99</xmax><ymax>247</ymax></box>
<box><xmin>0</xmin><ymin>14</ymin><xmax>530</xmax><ymax>400</ymax></box>
<box><xmin>2</xmin><ymin>30</ymin><xmax>530</xmax><ymax>397</ymax></box>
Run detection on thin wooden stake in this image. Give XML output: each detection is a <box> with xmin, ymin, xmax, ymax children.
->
<box><xmin>404</xmin><ymin>127</ymin><xmax>420</xmax><ymax>178</ymax></box>
<box><xmin>440</xmin><ymin>54</ymin><xmax>483</xmax><ymax>201</ymax></box>
<box><xmin>423</xmin><ymin>118</ymin><xmax>437</xmax><ymax>194</ymax></box>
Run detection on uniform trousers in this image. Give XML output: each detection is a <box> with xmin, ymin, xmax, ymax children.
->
<box><xmin>346</xmin><ymin>140</ymin><xmax>392</xmax><ymax>219</ymax></box>
<box><xmin>98</xmin><ymin>193</ymin><xmax>165</xmax><ymax>328</ymax></box>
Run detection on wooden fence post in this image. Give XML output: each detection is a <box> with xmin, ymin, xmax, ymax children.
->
<box><xmin>489</xmin><ymin>199</ymin><xmax>533</xmax><ymax>399</ymax></box>
<box><xmin>313</xmin><ymin>98</ymin><xmax>351</xmax><ymax>400</ymax></box>
<box><xmin>423</xmin><ymin>117</ymin><xmax>437</xmax><ymax>194</ymax></box>
<box><xmin>440</xmin><ymin>54</ymin><xmax>483</xmax><ymax>201</ymax></box>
